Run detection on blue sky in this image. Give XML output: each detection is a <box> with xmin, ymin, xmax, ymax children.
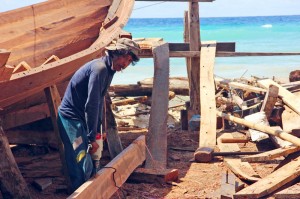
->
<box><xmin>1</xmin><ymin>0</ymin><xmax>300</xmax><ymax>18</ymax></box>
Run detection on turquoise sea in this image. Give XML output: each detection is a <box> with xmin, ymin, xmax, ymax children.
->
<box><xmin>112</xmin><ymin>15</ymin><xmax>300</xmax><ymax>84</ymax></box>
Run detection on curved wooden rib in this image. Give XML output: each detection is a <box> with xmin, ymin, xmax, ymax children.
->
<box><xmin>0</xmin><ymin>0</ymin><xmax>135</xmax><ymax>109</ymax></box>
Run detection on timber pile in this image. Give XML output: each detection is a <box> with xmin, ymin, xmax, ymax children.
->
<box><xmin>205</xmin><ymin>75</ymin><xmax>300</xmax><ymax>198</ymax></box>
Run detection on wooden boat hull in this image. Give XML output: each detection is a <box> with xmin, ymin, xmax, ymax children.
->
<box><xmin>0</xmin><ymin>0</ymin><xmax>135</xmax><ymax>109</ymax></box>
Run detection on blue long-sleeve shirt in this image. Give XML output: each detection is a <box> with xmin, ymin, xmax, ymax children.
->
<box><xmin>59</xmin><ymin>55</ymin><xmax>115</xmax><ymax>142</ymax></box>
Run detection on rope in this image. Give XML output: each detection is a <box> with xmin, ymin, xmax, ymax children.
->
<box><xmin>134</xmin><ymin>1</ymin><xmax>166</xmax><ymax>11</ymax></box>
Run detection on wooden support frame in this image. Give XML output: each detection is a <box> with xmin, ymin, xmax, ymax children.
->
<box><xmin>198</xmin><ymin>41</ymin><xmax>217</xmax><ymax>148</ymax></box>
<box><xmin>188</xmin><ymin>1</ymin><xmax>201</xmax><ymax>113</ymax></box>
<box><xmin>145</xmin><ymin>42</ymin><xmax>170</xmax><ymax>169</ymax></box>
<box><xmin>68</xmin><ymin>135</ymin><xmax>145</xmax><ymax>199</ymax></box>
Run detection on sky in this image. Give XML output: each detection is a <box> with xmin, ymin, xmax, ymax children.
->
<box><xmin>1</xmin><ymin>0</ymin><xmax>300</xmax><ymax>18</ymax></box>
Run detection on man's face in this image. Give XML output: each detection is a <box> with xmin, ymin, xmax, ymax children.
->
<box><xmin>112</xmin><ymin>54</ymin><xmax>133</xmax><ymax>72</ymax></box>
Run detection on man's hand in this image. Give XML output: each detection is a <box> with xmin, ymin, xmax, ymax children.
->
<box><xmin>89</xmin><ymin>141</ymin><xmax>99</xmax><ymax>154</ymax></box>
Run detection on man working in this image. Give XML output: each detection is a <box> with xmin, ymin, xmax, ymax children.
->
<box><xmin>57</xmin><ymin>38</ymin><xmax>140</xmax><ymax>191</ymax></box>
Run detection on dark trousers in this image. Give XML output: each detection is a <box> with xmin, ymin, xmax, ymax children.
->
<box><xmin>57</xmin><ymin>112</ymin><xmax>93</xmax><ymax>192</ymax></box>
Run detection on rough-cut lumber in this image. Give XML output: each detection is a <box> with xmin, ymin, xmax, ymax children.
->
<box><xmin>188</xmin><ymin>1</ymin><xmax>200</xmax><ymax>112</ymax></box>
<box><xmin>105</xmin><ymin>94</ymin><xmax>123</xmax><ymax>159</ymax></box>
<box><xmin>241</xmin><ymin>146</ymin><xmax>300</xmax><ymax>163</ymax></box>
<box><xmin>146</xmin><ymin>42</ymin><xmax>169</xmax><ymax>169</ymax></box>
<box><xmin>68</xmin><ymin>135</ymin><xmax>145</xmax><ymax>199</ymax></box>
<box><xmin>1</xmin><ymin>103</ymin><xmax>50</xmax><ymax>130</ymax></box>
<box><xmin>258</xmin><ymin>79</ymin><xmax>300</xmax><ymax>116</ymax></box>
<box><xmin>218</xmin><ymin>133</ymin><xmax>260</xmax><ymax>182</ymax></box>
<box><xmin>199</xmin><ymin>41</ymin><xmax>217</xmax><ymax>148</ymax></box>
<box><xmin>168</xmin><ymin>42</ymin><xmax>235</xmax><ymax>52</ymax></box>
<box><xmin>274</xmin><ymin>182</ymin><xmax>300</xmax><ymax>199</ymax></box>
<box><xmin>217</xmin><ymin>111</ymin><xmax>300</xmax><ymax>147</ymax></box>
<box><xmin>260</xmin><ymin>84</ymin><xmax>279</xmax><ymax>119</ymax></box>
<box><xmin>0</xmin><ymin>125</ymin><xmax>31</xmax><ymax>198</ymax></box>
<box><xmin>234</xmin><ymin>156</ymin><xmax>300</xmax><ymax>199</ymax></box>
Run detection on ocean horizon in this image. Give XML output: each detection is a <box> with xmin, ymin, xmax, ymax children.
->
<box><xmin>112</xmin><ymin>15</ymin><xmax>300</xmax><ymax>85</ymax></box>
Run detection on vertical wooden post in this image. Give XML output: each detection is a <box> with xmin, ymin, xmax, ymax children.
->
<box><xmin>260</xmin><ymin>84</ymin><xmax>279</xmax><ymax>119</ymax></box>
<box><xmin>188</xmin><ymin>1</ymin><xmax>201</xmax><ymax>113</ymax></box>
<box><xmin>104</xmin><ymin>93</ymin><xmax>123</xmax><ymax>159</ymax></box>
<box><xmin>145</xmin><ymin>42</ymin><xmax>170</xmax><ymax>169</ymax></box>
<box><xmin>198</xmin><ymin>41</ymin><xmax>217</xmax><ymax>148</ymax></box>
<box><xmin>44</xmin><ymin>85</ymin><xmax>72</xmax><ymax>193</ymax></box>
<box><xmin>0</xmin><ymin>122</ymin><xmax>31</xmax><ymax>198</ymax></box>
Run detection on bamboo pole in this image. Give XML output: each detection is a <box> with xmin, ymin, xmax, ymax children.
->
<box><xmin>216</xmin><ymin>111</ymin><xmax>300</xmax><ymax>146</ymax></box>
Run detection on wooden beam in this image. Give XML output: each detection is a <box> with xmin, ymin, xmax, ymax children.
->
<box><xmin>0</xmin><ymin>65</ymin><xmax>14</xmax><ymax>82</ymax></box>
<box><xmin>168</xmin><ymin>42</ymin><xmax>235</xmax><ymax>52</ymax></box>
<box><xmin>228</xmin><ymin>82</ymin><xmax>267</xmax><ymax>94</ymax></box>
<box><xmin>241</xmin><ymin>146</ymin><xmax>300</xmax><ymax>163</ymax></box>
<box><xmin>68</xmin><ymin>135</ymin><xmax>146</xmax><ymax>199</ymax></box>
<box><xmin>1</xmin><ymin>103</ymin><xmax>50</xmax><ymax>130</ymax></box>
<box><xmin>260</xmin><ymin>85</ymin><xmax>279</xmax><ymax>119</ymax></box>
<box><xmin>0</xmin><ymin>125</ymin><xmax>31</xmax><ymax>198</ymax></box>
<box><xmin>5</xmin><ymin>129</ymin><xmax>54</xmax><ymax>145</ymax></box>
<box><xmin>234</xmin><ymin>156</ymin><xmax>300</xmax><ymax>199</ymax></box>
<box><xmin>145</xmin><ymin>42</ymin><xmax>170</xmax><ymax>169</ymax></box>
<box><xmin>258</xmin><ymin>79</ymin><xmax>300</xmax><ymax>116</ymax></box>
<box><xmin>105</xmin><ymin>94</ymin><xmax>123</xmax><ymax>159</ymax></box>
<box><xmin>188</xmin><ymin>1</ymin><xmax>201</xmax><ymax>113</ymax></box>
<box><xmin>198</xmin><ymin>41</ymin><xmax>217</xmax><ymax>148</ymax></box>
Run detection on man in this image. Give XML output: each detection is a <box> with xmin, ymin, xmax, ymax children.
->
<box><xmin>57</xmin><ymin>38</ymin><xmax>140</xmax><ymax>191</ymax></box>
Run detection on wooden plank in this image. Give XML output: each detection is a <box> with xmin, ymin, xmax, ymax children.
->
<box><xmin>0</xmin><ymin>125</ymin><xmax>30</xmax><ymax>198</ymax></box>
<box><xmin>1</xmin><ymin>103</ymin><xmax>50</xmax><ymax>130</ymax></box>
<box><xmin>218</xmin><ymin>51</ymin><xmax>300</xmax><ymax>57</ymax></box>
<box><xmin>234</xmin><ymin>156</ymin><xmax>300</xmax><ymax>199</ymax></box>
<box><xmin>68</xmin><ymin>135</ymin><xmax>146</xmax><ymax>199</ymax></box>
<box><xmin>260</xmin><ymin>84</ymin><xmax>279</xmax><ymax>119</ymax></box>
<box><xmin>105</xmin><ymin>94</ymin><xmax>123</xmax><ymax>159</ymax></box>
<box><xmin>241</xmin><ymin>146</ymin><xmax>300</xmax><ymax>163</ymax></box>
<box><xmin>188</xmin><ymin>1</ymin><xmax>200</xmax><ymax>112</ymax></box>
<box><xmin>5</xmin><ymin>129</ymin><xmax>54</xmax><ymax>145</ymax></box>
<box><xmin>274</xmin><ymin>182</ymin><xmax>300</xmax><ymax>199</ymax></box>
<box><xmin>218</xmin><ymin>133</ymin><xmax>260</xmax><ymax>182</ymax></box>
<box><xmin>199</xmin><ymin>41</ymin><xmax>217</xmax><ymax>148</ymax></box>
<box><xmin>44</xmin><ymin>85</ymin><xmax>72</xmax><ymax>193</ymax></box>
<box><xmin>282</xmin><ymin>105</ymin><xmax>300</xmax><ymax>134</ymax></box>
<box><xmin>145</xmin><ymin>42</ymin><xmax>169</xmax><ymax>169</ymax></box>
<box><xmin>269</xmin><ymin>126</ymin><xmax>293</xmax><ymax>148</ymax></box>
<box><xmin>168</xmin><ymin>42</ymin><xmax>235</xmax><ymax>52</ymax></box>
<box><xmin>258</xmin><ymin>79</ymin><xmax>300</xmax><ymax>116</ymax></box>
